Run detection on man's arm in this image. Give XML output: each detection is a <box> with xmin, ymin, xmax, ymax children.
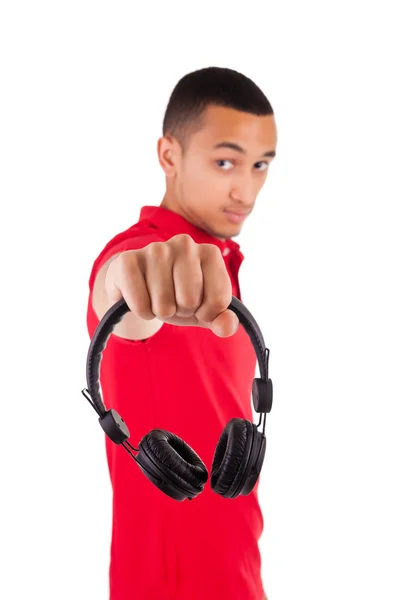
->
<box><xmin>91</xmin><ymin>251</ymin><xmax>164</xmax><ymax>341</ymax></box>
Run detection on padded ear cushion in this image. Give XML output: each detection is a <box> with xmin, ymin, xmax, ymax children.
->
<box><xmin>139</xmin><ymin>429</ymin><xmax>208</xmax><ymax>496</ymax></box>
<box><xmin>240</xmin><ymin>433</ymin><xmax>266</xmax><ymax>496</ymax></box>
<box><xmin>210</xmin><ymin>418</ymin><xmax>253</xmax><ymax>498</ymax></box>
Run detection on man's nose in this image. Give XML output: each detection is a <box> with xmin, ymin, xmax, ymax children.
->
<box><xmin>230</xmin><ymin>177</ymin><xmax>255</xmax><ymax>206</ymax></box>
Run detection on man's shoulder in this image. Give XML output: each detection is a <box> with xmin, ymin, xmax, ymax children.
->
<box><xmin>102</xmin><ymin>219</ymin><xmax>164</xmax><ymax>250</ymax></box>
<box><xmin>87</xmin><ymin>219</ymin><xmax>165</xmax><ymax>291</ymax></box>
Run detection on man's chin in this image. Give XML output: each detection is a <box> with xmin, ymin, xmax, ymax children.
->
<box><xmin>212</xmin><ymin>223</ymin><xmax>243</xmax><ymax>240</ymax></box>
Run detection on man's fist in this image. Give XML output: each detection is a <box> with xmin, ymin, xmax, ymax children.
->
<box><xmin>105</xmin><ymin>234</ymin><xmax>239</xmax><ymax>338</ymax></box>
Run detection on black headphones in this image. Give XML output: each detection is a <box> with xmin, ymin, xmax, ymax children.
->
<box><xmin>82</xmin><ymin>295</ymin><xmax>273</xmax><ymax>502</ymax></box>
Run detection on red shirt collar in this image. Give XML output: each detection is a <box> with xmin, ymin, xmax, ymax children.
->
<box><xmin>139</xmin><ymin>205</ymin><xmax>243</xmax><ymax>256</ymax></box>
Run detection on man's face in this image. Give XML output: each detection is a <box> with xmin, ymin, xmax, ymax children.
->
<box><xmin>160</xmin><ymin>104</ymin><xmax>278</xmax><ymax>240</ymax></box>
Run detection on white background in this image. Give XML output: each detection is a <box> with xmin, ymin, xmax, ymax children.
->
<box><xmin>1</xmin><ymin>2</ymin><xmax>399</xmax><ymax>599</ymax></box>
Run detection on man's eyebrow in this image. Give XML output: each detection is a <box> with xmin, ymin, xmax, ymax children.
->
<box><xmin>213</xmin><ymin>142</ymin><xmax>276</xmax><ymax>158</ymax></box>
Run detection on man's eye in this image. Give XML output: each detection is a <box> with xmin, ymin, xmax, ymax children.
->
<box><xmin>255</xmin><ymin>162</ymin><xmax>269</xmax><ymax>171</ymax></box>
<box><xmin>216</xmin><ymin>160</ymin><xmax>234</xmax><ymax>170</ymax></box>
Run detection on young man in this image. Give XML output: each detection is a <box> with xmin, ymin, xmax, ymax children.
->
<box><xmin>86</xmin><ymin>66</ymin><xmax>278</xmax><ymax>600</ymax></box>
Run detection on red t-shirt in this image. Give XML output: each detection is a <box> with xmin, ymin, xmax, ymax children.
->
<box><xmin>86</xmin><ymin>205</ymin><xmax>266</xmax><ymax>600</ymax></box>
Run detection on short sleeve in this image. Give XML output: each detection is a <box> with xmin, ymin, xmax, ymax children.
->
<box><xmin>86</xmin><ymin>230</ymin><xmax>165</xmax><ymax>340</ymax></box>
<box><xmin>88</xmin><ymin>231</ymin><xmax>165</xmax><ymax>293</ymax></box>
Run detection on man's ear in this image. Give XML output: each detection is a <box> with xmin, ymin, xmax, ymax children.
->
<box><xmin>157</xmin><ymin>135</ymin><xmax>180</xmax><ymax>177</ymax></box>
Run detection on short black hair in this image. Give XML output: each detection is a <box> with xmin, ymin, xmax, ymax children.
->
<box><xmin>162</xmin><ymin>66</ymin><xmax>274</xmax><ymax>150</ymax></box>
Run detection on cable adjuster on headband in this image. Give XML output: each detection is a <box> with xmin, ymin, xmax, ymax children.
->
<box><xmin>81</xmin><ymin>388</ymin><xmax>130</xmax><ymax>444</ymax></box>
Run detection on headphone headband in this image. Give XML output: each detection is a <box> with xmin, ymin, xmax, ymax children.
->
<box><xmin>86</xmin><ymin>296</ymin><xmax>270</xmax><ymax>418</ymax></box>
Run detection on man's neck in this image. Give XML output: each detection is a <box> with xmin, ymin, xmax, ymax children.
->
<box><xmin>160</xmin><ymin>194</ymin><xmax>179</xmax><ymax>215</ymax></box>
<box><xmin>159</xmin><ymin>196</ymin><xmax>227</xmax><ymax>242</ymax></box>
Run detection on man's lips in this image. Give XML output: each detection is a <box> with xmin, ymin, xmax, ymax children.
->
<box><xmin>223</xmin><ymin>209</ymin><xmax>251</xmax><ymax>223</ymax></box>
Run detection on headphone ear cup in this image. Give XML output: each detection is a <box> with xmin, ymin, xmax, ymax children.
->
<box><xmin>240</xmin><ymin>432</ymin><xmax>266</xmax><ymax>496</ymax></box>
<box><xmin>136</xmin><ymin>429</ymin><xmax>208</xmax><ymax>501</ymax></box>
<box><xmin>210</xmin><ymin>418</ymin><xmax>253</xmax><ymax>498</ymax></box>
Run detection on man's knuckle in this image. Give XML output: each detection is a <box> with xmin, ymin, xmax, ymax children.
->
<box><xmin>147</xmin><ymin>241</ymin><xmax>168</xmax><ymax>258</ymax></box>
<box><xmin>179</xmin><ymin>294</ymin><xmax>201</xmax><ymax>312</ymax></box>
<box><xmin>170</xmin><ymin>233</ymin><xmax>195</xmax><ymax>249</ymax></box>
<box><xmin>201</xmin><ymin>243</ymin><xmax>220</xmax><ymax>258</ymax></box>
<box><xmin>212</xmin><ymin>294</ymin><xmax>230</xmax><ymax>312</ymax></box>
